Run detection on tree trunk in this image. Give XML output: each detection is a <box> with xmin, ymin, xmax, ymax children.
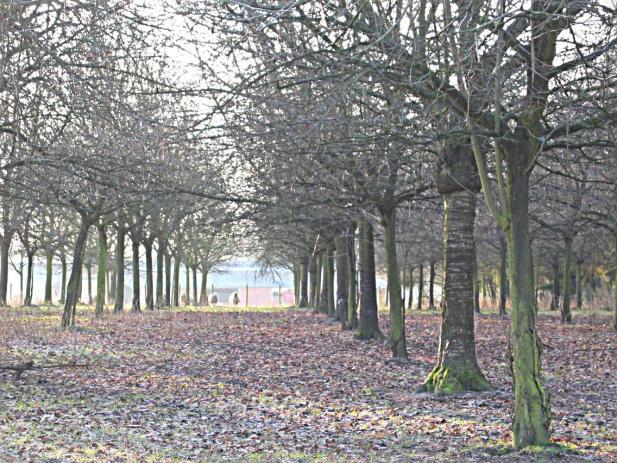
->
<box><xmin>325</xmin><ymin>242</ymin><xmax>335</xmax><ymax>318</ymax></box>
<box><xmin>199</xmin><ymin>268</ymin><xmax>209</xmax><ymax>305</ymax></box>
<box><xmin>308</xmin><ymin>251</ymin><xmax>318</xmax><ymax>308</ymax></box>
<box><xmin>499</xmin><ymin>235</ymin><xmax>508</xmax><ymax>316</ymax></box>
<box><xmin>417</xmin><ymin>263</ymin><xmax>424</xmax><ymax>310</ymax></box>
<box><xmin>144</xmin><ymin>241</ymin><xmax>154</xmax><ymax>310</ymax></box>
<box><xmin>473</xmin><ymin>252</ymin><xmax>480</xmax><ymax>313</ymax></box>
<box><xmin>86</xmin><ymin>263</ymin><xmax>93</xmax><ymax>306</ymax></box>
<box><xmin>95</xmin><ymin>225</ymin><xmax>107</xmax><ymax>318</ymax></box>
<box><xmin>24</xmin><ymin>252</ymin><xmax>34</xmax><ymax>306</ymax></box>
<box><xmin>319</xmin><ymin>251</ymin><xmax>330</xmax><ymax>314</ymax></box>
<box><xmin>506</xmin><ymin>152</ymin><xmax>550</xmax><ymax>447</ymax></box>
<box><xmin>347</xmin><ymin>224</ymin><xmax>358</xmax><ymax>329</ymax></box>
<box><xmin>185</xmin><ymin>261</ymin><xmax>190</xmax><ymax>306</ymax></box>
<box><xmin>429</xmin><ymin>261</ymin><xmax>436</xmax><ymax>309</ymax></box>
<box><xmin>420</xmin><ymin>190</ymin><xmax>490</xmax><ymax>393</ymax></box>
<box><xmin>61</xmin><ymin>216</ymin><xmax>93</xmax><ymax>327</ymax></box>
<box><xmin>155</xmin><ymin>239</ymin><xmax>165</xmax><ymax>308</ymax></box>
<box><xmin>59</xmin><ymin>255</ymin><xmax>67</xmax><ymax>305</ymax></box>
<box><xmin>382</xmin><ymin>209</ymin><xmax>406</xmax><ymax>360</ymax></box>
<box><xmin>357</xmin><ymin>218</ymin><xmax>384</xmax><ymax>340</ymax></box>
<box><xmin>0</xmin><ymin>236</ymin><xmax>11</xmax><ymax>306</ymax></box>
<box><xmin>550</xmin><ymin>255</ymin><xmax>560</xmax><ymax>311</ymax></box>
<box><xmin>407</xmin><ymin>266</ymin><xmax>414</xmax><ymax>313</ymax></box>
<box><xmin>192</xmin><ymin>266</ymin><xmax>198</xmax><ymax>306</ymax></box>
<box><xmin>297</xmin><ymin>255</ymin><xmax>309</xmax><ymax>308</ymax></box>
<box><xmin>575</xmin><ymin>259</ymin><xmax>583</xmax><ymax>311</ymax></box>
<box><xmin>44</xmin><ymin>251</ymin><xmax>53</xmax><ymax>304</ymax></box>
<box><xmin>561</xmin><ymin>236</ymin><xmax>573</xmax><ymax>323</ymax></box>
<box><xmin>114</xmin><ymin>227</ymin><xmax>125</xmax><ymax>313</ymax></box>
<box><xmin>335</xmin><ymin>235</ymin><xmax>349</xmax><ymax>328</ymax></box>
<box><xmin>164</xmin><ymin>252</ymin><xmax>172</xmax><ymax>307</ymax></box>
<box><xmin>130</xmin><ymin>238</ymin><xmax>141</xmax><ymax>311</ymax></box>
<box><xmin>173</xmin><ymin>255</ymin><xmax>180</xmax><ymax>306</ymax></box>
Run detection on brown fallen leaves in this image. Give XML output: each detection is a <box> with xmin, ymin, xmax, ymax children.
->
<box><xmin>0</xmin><ymin>306</ymin><xmax>615</xmax><ymax>462</ymax></box>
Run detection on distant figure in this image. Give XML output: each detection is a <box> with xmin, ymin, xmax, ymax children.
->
<box><xmin>208</xmin><ymin>293</ymin><xmax>219</xmax><ymax>305</ymax></box>
<box><xmin>231</xmin><ymin>292</ymin><xmax>240</xmax><ymax>307</ymax></box>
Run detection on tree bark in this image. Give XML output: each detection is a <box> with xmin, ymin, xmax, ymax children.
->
<box><xmin>429</xmin><ymin>261</ymin><xmax>436</xmax><ymax>309</ymax></box>
<box><xmin>297</xmin><ymin>255</ymin><xmax>309</xmax><ymax>308</ymax></box>
<box><xmin>95</xmin><ymin>225</ymin><xmax>107</xmax><ymax>318</ymax></box>
<box><xmin>185</xmin><ymin>261</ymin><xmax>190</xmax><ymax>306</ymax></box>
<box><xmin>357</xmin><ymin>218</ymin><xmax>384</xmax><ymax>340</ymax></box>
<box><xmin>164</xmin><ymin>252</ymin><xmax>172</xmax><ymax>307</ymax></box>
<box><xmin>308</xmin><ymin>250</ymin><xmax>318</xmax><ymax>308</ymax></box>
<box><xmin>575</xmin><ymin>258</ymin><xmax>583</xmax><ymax>311</ymax></box>
<box><xmin>346</xmin><ymin>224</ymin><xmax>358</xmax><ymax>329</ymax></box>
<box><xmin>473</xmin><ymin>251</ymin><xmax>480</xmax><ymax>313</ymax></box>
<box><xmin>499</xmin><ymin>235</ymin><xmax>508</xmax><ymax>316</ymax></box>
<box><xmin>61</xmin><ymin>215</ymin><xmax>94</xmax><ymax>327</ymax></box>
<box><xmin>550</xmin><ymin>255</ymin><xmax>560</xmax><ymax>311</ymax></box>
<box><xmin>144</xmin><ymin>241</ymin><xmax>154</xmax><ymax>310</ymax></box>
<box><xmin>86</xmin><ymin>263</ymin><xmax>93</xmax><ymax>306</ymax></box>
<box><xmin>0</xmin><ymin>236</ymin><xmax>11</xmax><ymax>306</ymax></box>
<box><xmin>59</xmin><ymin>254</ymin><xmax>67</xmax><ymax>305</ymax></box>
<box><xmin>199</xmin><ymin>268</ymin><xmax>209</xmax><ymax>305</ymax></box>
<box><xmin>114</xmin><ymin>227</ymin><xmax>125</xmax><ymax>313</ymax></box>
<box><xmin>44</xmin><ymin>251</ymin><xmax>54</xmax><ymax>304</ymax></box>
<box><xmin>155</xmin><ymin>239</ymin><xmax>165</xmax><ymax>308</ymax></box>
<box><xmin>24</xmin><ymin>252</ymin><xmax>34</xmax><ymax>306</ymax></box>
<box><xmin>561</xmin><ymin>236</ymin><xmax>573</xmax><ymax>323</ymax></box>
<box><xmin>325</xmin><ymin>241</ymin><xmax>335</xmax><ymax>318</ymax></box>
<box><xmin>192</xmin><ymin>266</ymin><xmax>198</xmax><ymax>306</ymax></box>
<box><xmin>407</xmin><ymin>266</ymin><xmax>414</xmax><ymax>313</ymax></box>
<box><xmin>335</xmin><ymin>234</ymin><xmax>349</xmax><ymax>328</ymax></box>
<box><xmin>420</xmin><ymin>190</ymin><xmax>490</xmax><ymax>393</ymax></box>
<box><xmin>173</xmin><ymin>255</ymin><xmax>180</xmax><ymax>307</ymax></box>
<box><xmin>131</xmin><ymin>238</ymin><xmax>141</xmax><ymax>312</ymax></box>
<box><xmin>417</xmin><ymin>263</ymin><xmax>424</xmax><ymax>310</ymax></box>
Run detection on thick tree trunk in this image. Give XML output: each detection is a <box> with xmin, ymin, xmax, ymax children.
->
<box><xmin>95</xmin><ymin>226</ymin><xmax>107</xmax><ymax>318</ymax></box>
<box><xmin>131</xmin><ymin>239</ymin><xmax>141</xmax><ymax>312</ymax></box>
<box><xmin>499</xmin><ymin>235</ymin><xmax>508</xmax><ymax>316</ymax></box>
<box><xmin>144</xmin><ymin>241</ymin><xmax>154</xmax><ymax>310</ymax></box>
<box><xmin>347</xmin><ymin>225</ymin><xmax>358</xmax><ymax>329</ymax></box>
<box><xmin>297</xmin><ymin>255</ymin><xmax>309</xmax><ymax>308</ymax></box>
<box><xmin>164</xmin><ymin>252</ymin><xmax>172</xmax><ymax>307</ymax></box>
<box><xmin>114</xmin><ymin>227</ymin><xmax>125</xmax><ymax>313</ymax></box>
<box><xmin>429</xmin><ymin>261</ymin><xmax>436</xmax><ymax>309</ymax></box>
<box><xmin>420</xmin><ymin>190</ymin><xmax>490</xmax><ymax>393</ymax></box>
<box><xmin>0</xmin><ymin>236</ymin><xmax>11</xmax><ymax>306</ymax></box>
<box><xmin>561</xmin><ymin>236</ymin><xmax>573</xmax><ymax>323</ymax></box>
<box><xmin>550</xmin><ymin>256</ymin><xmax>560</xmax><ymax>311</ymax></box>
<box><xmin>155</xmin><ymin>239</ymin><xmax>165</xmax><ymax>308</ymax></box>
<box><xmin>24</xmin><ymin>252</ymin><xmax>34</xmax><ymax>306</ymax></box>
<box><xmin>173</xmin><ymin>255</ymin><xmax>180</xmax><ymax>306</ymax></box>
<box><xmin>357</xmin><ymin>218</ymin><xmax>384</xmax><ymax>340</ymax></box>
<box><xmin>417</xmin><ymin>263</ymin><xmax>424</xmax><ymax>310</ymax></box>
<box><xmin>44</xmin><ymin>251</ymin><xmax>53</xmax><ymax>304</ymax></box>
<box><xmin>335</xmin><ymin>235</ymin><xmax>349</xmax><ymax>328</ymax></box>
<box><xmin>507</xmin><ymin>153</ymin><xmax>550</xmax><ymax>448</ymax></box>
<box><xmin>199</xmin><ymin>268</ymin><xmax>208</xmax><ymax>305</ymax></box>
<box><xmin>61</xmin><ymin>216</ymin><xmax>93</xmax><ymax>327</ymax></box>
<box><xmin>382</xmin><ymin>208</ymin><xmax>406</xmax><ymax>360</ymax></box>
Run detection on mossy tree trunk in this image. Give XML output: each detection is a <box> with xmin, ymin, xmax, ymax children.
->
<box><xmin>335</xmin><ymin>234</ymin><xmax>349</xmax><ymax>328</ymax></box>
<box><xmin>561</xmin><ymin>235</ymin><xmax>573</xmax><ymax>323</ymax></box>
<box><xmin>420</xmin><ymin>187</ymin><xmax>490</xmax><ymax>394</ymax></box>
<box><xmin>95</xmin><ymin>224</ymin><xmax>107</xmax><ymax>318</ymax></box>
<box><xmin>131</xmin><ymin>238</ymin><xmax>140</xmax><ymax>312</ymax></box>
<box><xmin>61</xmin><ymin>214</ymin><xmax>95</xmax><ymax>327</ymax></box>
<box><xmin>114</xmin><ymin>226</ymin><xmax>125</xmax><ymax>313</ymax></box>
<box><xmin>357</xmin><ymin>218</ymin><xmax>384</xmax><ymax>340</ymax></box>
<box><xmin>44</xmin><ymin>250</ymin><xmax>54</xmax><ymax>304</ymax></box>
<box><xmin>382</xmin><ymin>208</ymin><xmax>406</xmax><ymax>360</ymax></box>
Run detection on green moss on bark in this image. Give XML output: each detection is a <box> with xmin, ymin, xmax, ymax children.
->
<box><xmin>420</xmin><ymin>363</ymin><xmax>492</xmax><ymax>395</ymax></box>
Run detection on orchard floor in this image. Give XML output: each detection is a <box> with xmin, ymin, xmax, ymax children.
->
<box><xmin>0</xmin><ymin>306</ymin><xmax>615</xmax><ymax>463</ymax></box>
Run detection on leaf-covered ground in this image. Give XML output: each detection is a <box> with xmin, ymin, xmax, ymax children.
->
<box><xmin>0</xmin><ymin>306</ymin><xmax>615</xmax><ymax>462</ymax></box>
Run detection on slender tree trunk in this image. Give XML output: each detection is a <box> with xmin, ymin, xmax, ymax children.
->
<box><xmin>335</xmin><ymin>235</ymin><xmax>349</xmax><ymax>328</ymax></box>
<box><xmin>0</xmin><ymin>236</ymin><xmax>11</xmax><ymax>306</ymax></box>
<box><xmin>473</xmin><ymin>252</ymin><xmax>480</xmax><ymax>313</ymax></box>
<box><xmin>347</xmin><ymin>224</ymin><xmax>358</xmax><ymax>329</ymax></box>
<box><xmin>114</xmin><ymin>227</ymin><xmax>125</xmax><ymax>313</ymax></box>
<box><xmin>325</xmin><ymin>242</ymin><xmax>335</xmax><ymax>318</ymax></box>
<box><xmin>319</xmin><ymin>250</ymin><xmax>330</xmax><ymax>314</ymax></box>
<box><xmin>417</xmin><ymin>263</ymin><xmax>424</xmax><ymax>310</ymax></box>
<box><xmin>24</xmin><ymin>252</ymin><xmax>34</xmax><ymax>306</ymax></box>
<box><xmin>382</xmin><ymin>209</ymin><xmax>406</xmax><ymax>360</ymax></box>
<box><xmin>420</xmin><ymin>190</ymin><xmax>490</xmax><ymax>393</ymax></box>
<box><xmin>506</xmin><ymin>154</ymin><xmax>550</xmax><ymax>447</ymax></box>
<box><xmin>308</xmin><ymin>251</ymin><xmax>318</xmax><ymax>308</ymax></box>
<box><xmin>199</xmin><ymin>268</ymin><xmax>209</xmax><ymax>305</ymax></box>
<box><xmin>297</xmin><ymin>255</ymin><xmax>309</xmax><ymax>308</ymax></box>
<box><xmin>561</xmin><ymin>236</ymin><xmax>573</xmax><ymax>323</ymax></box>
<box><xmin>95</xmin><ymin>225</ymin><xmax>107</xmax><ymax>318</ymax></box>
<box><xmin>185</xmin><ymin>262</ymin><xmax>190</xmax><ymax>306</ymax></box>
<box><xmin>192</xmin><ymin>266</ymin><xmax>198</xmax><ymax>306</ymax></box>
<box><xmin>155</xmin><ymin>239</ymin><xmax>165</xmax><ymax>308</ymax></box>
<box><xmin>131</xmin><ymin>238</ymin><xmax>141</xmax><ymax>312</ymax></box>
<box><xmin>613</xmin><ymin>232</ymin><xmax>617</xmax><ymax>331</ymax></box>
<box><xmin>173</xmin><ymin>255</ymin><xmax>180</xmax><ymax>307</ymax></box>
<box><xmin>144</xmin><ymin>241</ymin><xmax>154</xmax><ymax>310</ymax></box>
<box><xmin>44</xmin><ymin>251</ymin><xmax>54</xmax><ymax>304</ymax></box>
<box><xmin>108</xmin><ymin>268</ymin><xmax>115</xmax><ymax>304</ymax></box>
<box><xmin>550</xmin><ymin>256</ymin><xmax>560</xmax><ymax>311</ymax></box>
<box><xmin>429</xmin><ymin>261</ymin><xmax>436</xmax><ymax>309</ymax></box>
<box><xmin>407</xmin><ymin>266</ymin><xmax>414</xmax><ymax>313</ymax></box>
<box><xmin>357</xmin><ymin>218</ymin><xmax>384</xmax><ymax>340</ymax></box>
<box><xmin>86</xmin><ymin>263</ymin><xmax>93</xmax><ymax>306</ymax></box>
<box><xmin>59</xmin><ymin>255</ymin><xmax>67</xmax><ymax>305</ymax></box>
<box><xmin>314</xmin><ymin>255</ymin><xmax>322</xmax><ymax>310</ymax></box>
<box><xmin>499</xmin><ymin>235</ymin><xmax>508</xmax><ymax>316</ymax></box>
<box><xmin>575</xmin><ymin>259</ymin><xmax>583</xmax><ymax>311</ymax></box>
<box><xmin>164</xmin><ymin>252</ymin><xmax>172</xmax><ymax>307</ymax></box>
<box><xmin>293</xmin><ymin>262</ymin><xmax>299</xmax><ymax>304</ymax></box>
<box><xmin>61</xmin><ymin>215</ymin><xmax>94</xmax><ymax>327</ymax></box>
